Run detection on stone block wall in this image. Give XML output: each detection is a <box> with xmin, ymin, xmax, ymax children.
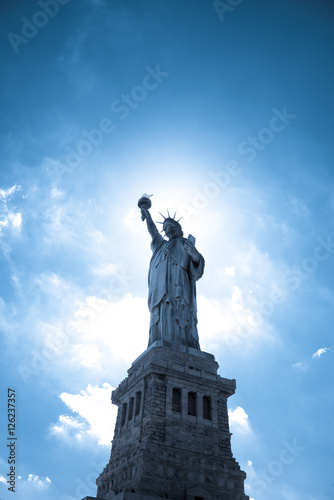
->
<box><xmin>96</xmin><ymin>345</ymin><xmax>249</xmax><ymax>500</ymax></box>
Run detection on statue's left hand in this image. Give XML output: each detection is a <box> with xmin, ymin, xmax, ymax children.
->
<box><xmin>184</xmin><ymin>240</ymin><xmax>200</xmax><ymax>263</ymax></box>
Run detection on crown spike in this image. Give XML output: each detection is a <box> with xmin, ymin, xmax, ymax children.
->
<box><xmin>159</xmin><ymin>212</ymin><xmax>166</xmax><ymax>220</ymax></box>
<box><xmin>173</xmin><ymin>211</ymin><xmax>177</xmax><ymax>219</ymax></box>
<box><xmin>167</xmin><ymin>209</ymin><xmax>170</xmax><ymax>218</ymax></box>
<box><xmin>156</xmin><ymin>221</ymin><xmax>164</xmax><ymax>224</ymax></box>
<box><xmin>177</xmin><ymin>216</ymin><xmax>183</xmax><ymax>222</ymax></box>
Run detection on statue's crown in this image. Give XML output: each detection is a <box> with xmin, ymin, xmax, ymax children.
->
<box><xmin>157</xmin><ymin>209</ymin><xmax>182</xmax><ymax>225</ymax></box>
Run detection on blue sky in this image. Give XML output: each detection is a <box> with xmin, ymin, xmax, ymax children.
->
<box><xmin>0</xmin><ymin>0</ymin><xmax>334</xmax><ymax>499</ymax></box>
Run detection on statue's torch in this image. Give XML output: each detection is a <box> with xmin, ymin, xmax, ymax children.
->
<box><xmin>137</xmin><ymin>194</ymin><xmax>153</xmax><ymax>221</ymax></box>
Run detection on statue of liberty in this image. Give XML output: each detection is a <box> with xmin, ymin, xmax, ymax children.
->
<box><xmin>138</xmin><ymin>195</ymin><xmax>204</xmax><ymax>350</ymax></box>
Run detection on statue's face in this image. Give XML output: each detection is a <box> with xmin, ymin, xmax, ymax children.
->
<box><xmin>163</xmin><ymin>220</ymin><xmax>178</xmax><ymax>240</ymax></box>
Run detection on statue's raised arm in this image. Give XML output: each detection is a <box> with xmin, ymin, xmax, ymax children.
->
<box><xmin>138</xmin><ymin>194</ymin><xmax>159</xmax><ymax>240</ymax></box>
<box><xmin>138</xmin><ymin>195</ymin><xmax>204</xmax><ymax>351</ymax></box>
<box><xmin>141</xmin><ymin>206</ymin><xmax>160</xmax><ymax>240</ymax></box>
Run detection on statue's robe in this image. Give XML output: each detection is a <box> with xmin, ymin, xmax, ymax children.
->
<box><xmin>148</xmin><ymin>232</ymin><xmax>204</xmax><ymax>349</ymax></box>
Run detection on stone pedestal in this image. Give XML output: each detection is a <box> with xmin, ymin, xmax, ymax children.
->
<box><xmin>93</xmin><ymin>342</ymin><xmax>249</xmax><ymax>500</ymax></box>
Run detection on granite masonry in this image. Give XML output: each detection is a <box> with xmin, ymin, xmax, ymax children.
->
<box><xmin>85</xmin><ymin>341</ymin><xmax>249</xmax><ymax>500</ymax></box>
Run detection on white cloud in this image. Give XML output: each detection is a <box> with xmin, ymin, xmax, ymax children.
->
<box><xmin>44</xmin><ymin>206</ymin><xmax>69</xmax><ymax>235</ymax></box>
<box><xmin>86</xmin><ymin>228</ymin><xmax>105</xmax><ymax>245</ymax></box>
<box><xmin>291</xmin><ymin>361</ymin><xmax>308</xmax><ymax>370</ymax></box>
<box><xmin>0</xmin><ymin>185</ymin><xmax>22</xmax><ymax>236</ymax></box>
<box><xmin>229</xmin><ymin>242</ymin><xmax>273</xmax><ymax>281</ymax></box>
<box><xmin>0</xmin><ymin>185</ymin><xmax>20</xmax><ymax>200</ymax></box>
<box><xmin>245</xmin><ymin>459</ymin><xmax>256</xmax><ymax>477</ymax></box>
<box><xmin>91</xmin><ymin>263</ymin><xmax>119</xmax><ymax>276</ymax></box>
<box><xmin>0</xmin><ymin>459</ymin><xmax>54</xmax><ymax>499</ymax></box>
<box><xmin>89</xmin><ymin>262</ymin><xmax>133</xmax><ymax>298</ymax></box>
<box><xmin>9</xmin><ymin>473</ymin><xmax>53</xmax><ymax>499</ymax></box>
<box><xmin>42</xmin><ymin>195</ymin><xmax>97</xmax><ymax>247</ymax></box>
<box><xmin>209</xmin><ymin>241</ymin><xmax>291</xmax><ymax>340</ymax></box>
<box><xmin>67</xmin><ymin>294</ymin><xmax>149</xmax><ymax>368</ymax></box>
<box><xmin>0</xmin><ymin>212</ymin><xmax>22</xmax><ymax>235</ymax></box>
<box><xmin>197</xmin><ymin>290</ymin><xmax>270</xmax><ymax>352</ymax></box>
<box><xmin>292</xmin><ymin>348</ymin><xmax>330</xmax><ymax>370</ymax></box>
<box><xmin>18</xmin><ymin>293</ymin><xmax>148</xmax><ymax>385</ymax></box>
<box><xmin>50</xmin><ymin>383</ymin><xmax>116</xmax><ymax>446</ymax></box>
<box><xmin>72</xmin><ymin>343</ymin><xmax>101</xmax><ymax>368</ymax></box>
<box><xmin>51</xmin><ymin>414</ymin><xmax>87</xmax><ymax>438</ymax></box>
<box><xmin>26</xmin><ymin>474</ymin><xmax>52</xmax><ymax>487</ymax></box>
<box><xmin>8</xmin><ymin>212</ymin><xmax>22</xmax><ymax>228</ymax></box>
<box><xmin>215</xmin><ymin>241</ymin><xmax>290</xmax><ymax>306</ymax></box>
<box><xmin>312</xmin><ymin>347</ymin><xmax>329</xmax><ymax>358</ymax></box>
<box><xmin>244</xmin><ymin>460</ymin><xmax>262</xmax><ymax>500</ymax></box>
<box><xmin>34</xmin><ymin>272</ymin><xmax>82</xmax><ymax>304</ymax></box>
<box><xmin>124</xmin><ymin>208</ymin><xmax>137</xmax><ymax>230</ymax></box>
<box><xmin>228</xmin><ymin>406</ymin><xmax>252</xmax><ymax>434</ymax></box>
<box><xmin>51</xmin><ymin>186</ymin><xmax>65</xmax><ymax>199</ymax></box>
<box><xmin>225</xmin><ymin>265</ymin><xmax>235</xmax><ymax>276</ymax></box>
<box><xmin>39</xmin><ymin>193</ymin><xmax>105</xmax><ymax>253</ymax></box>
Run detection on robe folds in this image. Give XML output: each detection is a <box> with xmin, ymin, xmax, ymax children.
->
<box><xmin>147</xmin><ymin>232</ymin><xmax>204</xmax><ymax>349</ymax></box>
